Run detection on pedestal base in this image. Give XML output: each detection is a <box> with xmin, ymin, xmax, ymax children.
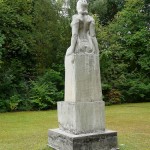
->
<box><xmin>58</xmin><ymin>101</ymin><xmax>105</xmax><ymax>134</ymax></box>
<box><xmin>48</xmin><ymin>129</ymin><xmax>119</xmax><ymax>150</ymax></box>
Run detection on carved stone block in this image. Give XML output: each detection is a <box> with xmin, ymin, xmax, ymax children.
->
<box><xmin>57</xmin><ymin>101</ymin><xmax>105</xmax><ymax>135</ymax></box>
<box><xmin>48</xmin><ymin>129</ymin><xmax>119</xmax><ymax>150</ymax></box>
<box><xmin>65</xmin><ymin>54</ymin><xmax>102</xmax><ymax>102</ymax></box>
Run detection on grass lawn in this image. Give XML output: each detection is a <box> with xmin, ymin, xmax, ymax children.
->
<box><xmin>0</xmin><ymin>103</ymin><xmax>149</xmax><ymax>150</ymax></box>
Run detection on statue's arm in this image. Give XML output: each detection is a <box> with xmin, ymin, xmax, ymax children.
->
<box><xmin>89</xmin><ymin>18</ymin><xmax>99</xmax><ymax>54</ymax></box>
<box><xmin>66</xmin><ymin>16</ymin><xmax>79</xmax><ymax>56</ymax></box>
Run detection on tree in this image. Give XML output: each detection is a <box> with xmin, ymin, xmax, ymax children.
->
<box><xmin>0</xmin><ymin>0</ymin><xmax>35</xmax><ymax>98</ymax></box>
<box><xmin>89</xmin><ymin>0</ymin><xmax>125</xmax><ymax>25</ymax></box>
<box><xmin>0</xmin><ymin>0</ymin><xmax>68</xmax><ymax>111</ymax></box>
<box><xmin>98</xmin><ymin>0</ymin><xmax>150</xmax><ymax>102</ymax></box>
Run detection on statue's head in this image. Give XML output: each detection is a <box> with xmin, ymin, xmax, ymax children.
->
<box><xmin>77</xmin><ymin>0</ymin><xmax>88</xmax><ymax>15</ymax></box>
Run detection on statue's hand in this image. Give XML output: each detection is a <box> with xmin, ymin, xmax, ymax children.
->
<box><xmin>66</xmin><ymin>47</ymin><xmax>74</xmax><ymax>56</ymax></box>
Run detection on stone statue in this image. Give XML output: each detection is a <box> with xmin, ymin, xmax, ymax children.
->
<box><xmin>66</xmin><ymin>0</ymin><xmax>99</xmax><ymax>56</ymax></box>
<box><xmin>65</xmin><ymin>0</ymin><xmax>102</xmax><ymax>103</ymax></box>
<box><xmin>48</xmin><ymin>1</ymin><xmax>118</xmax><ymax>149</ymax></box>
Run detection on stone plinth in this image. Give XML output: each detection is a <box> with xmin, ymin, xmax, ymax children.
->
<box><xmin>48</xmin><ymin>129</ymin><xmax>119</xmax><ymax>150</ymax></box>
<box><xmin>48</xmin><ymin>1</ymin><xmax>119</xmax><ymax>149</ymax></box>
<box><xmin>58</xmin><ymin>101</ymin><xmax>105</xmax><ymax>135</ymax></box>
<box><xmin>65</xmin><ymin>54</ymin><xmax>102</xmax><ymax>102</ymax></box>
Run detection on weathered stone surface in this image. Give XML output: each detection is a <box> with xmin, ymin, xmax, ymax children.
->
<box><xmin>48</xmin><ymin>129</ymin><xmax>119</xmax><ymax>150</ymax></box>
<box><xmin>65</xmin><ymin>54</ymin><xmax>102</xmax><ymax>102</ymax></box>
<box><xmin>48</xmin><ymin>1</ymin><xmax>119</xmax><ymax>150</ymax></box>
<box><xmin>65</xmin><ymin>0</ymin><xmax>102</xmax><ymax>103</ymax></box>
<box><xmin>58</xmin><ymin>101</ymin><xmax>105</xmax><ymax>134</ymax></box>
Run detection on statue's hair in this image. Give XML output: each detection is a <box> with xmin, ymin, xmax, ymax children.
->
<box><xmin>76</xmin><ymin>0</ymin><xmax>88</xmax><ymax>14</ymax></box>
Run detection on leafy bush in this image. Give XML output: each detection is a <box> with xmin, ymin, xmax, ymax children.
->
<box><xmin>0</xmin><ymin>0</ymin><xmax>36</xmax><ymax>105</ymax></box>
<box><xmin>0</xmin><ymin>99</ymin><xmax>9</xmax><ymax>112</ymax></box>
<box><xmin>98</xmin><ymin>0</ymin><xmax>150</xmax><ymax>103</ymax></box>
<box><xmin>8</xmin><ymin>95</ymin><xmax>21</xmax><ymax>111</ymax></box>
<box><xmin>119</xmin><ymin>75</ymin><xmax>150</xmax><ymax>102</ymax></box>
<box><xmin>103</xmin><ymin>87</ymin><xmax>122</xmax><ymax>105</ymax></box>
<box><xmin>29</xmin><ymin>69</ymin><xmax>64</xmax><ymax>110</ymax></box>
<box><xmin>0</xmin><ymin>32</ymin><xmax>5</xmax><ymax>68</ymax></box>
<box><xmin>0</xmin><ymin>69</ymin><xmax>64</xmax><ymax>112</ymax></box>
<box><xmin>0</xmin><ymin>0</ymin><xmax>150</xmax><ymax>112</ymax></box>
<box><xmin>107</xmin><ymin>89</ymin><xmax>122</xmax><ymax>104</ymax></box>
<box><xmin>0</xmin><ymin>0</ymin><xmax>66</xmax><ymax>112</ymax></box>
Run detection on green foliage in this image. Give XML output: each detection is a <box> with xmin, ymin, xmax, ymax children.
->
<box><xmin>8</xmin><ymin>95</ymin><xmax>21</xmax><ymax>111</ymax></box>
<box><xmin>0</xmin><ymin>32</ymin><xmax>5</xmax><ymax>68</ymax></box>
<box><xmin>104</xmin><ymin>89</ymin><xmax>122</xmax><ymax>105</ymax></box>
<box><xmin>63</xmin><ymin>0</ymin><xmax>77</xmax><ymax>17</ymax></box>
<box><xmin>0</xmin><ymin>0</ymin><xmax>66</xmax><ymax>112</ymax></box>
<box><xmin>32</xmin><ymin>0</ymin><xmax>70</xmax><ymax>73</ymax></box>
<box><xmin>29</xmin><ymin>69</ymin><xmax>63</xmax><ymax>110</ymax></box>
<box><xmin>0</xmin><ymin>99</ymin><xmax>9</xmax><ymax>112</ymax></box>
<box><xmin>119</xmin><ymin>74</ymin><xmax>150</xmax><ymax>102</ymax></box>
<box><xmin>33</xmin><ymin>0</ymin><xmax>59</xmax><ymax>72</ymax></box>
<box><xmin>89</xmin><ymin>0</ymin><xmax>125</xmax><ymax>25</ymax></box>
<box><xmin>0</xmin><ymin>0</ymin><xmax>149</xmax><ymax>112</ymax></box>
<box><xmin>0</xmin><ymin>0</ymin><xmax>35</xmax><ymax>101</ymax></box>
<box><xmin>98</xmin><ymin>0</ymin><xmax>150</xmax><ymax>103</ymax></box>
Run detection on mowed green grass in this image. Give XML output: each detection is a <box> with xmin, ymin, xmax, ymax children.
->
<box><xmin>0</xmin><ymin>103</ymin><xmax>149</xmax><ymax>150</ymax></box>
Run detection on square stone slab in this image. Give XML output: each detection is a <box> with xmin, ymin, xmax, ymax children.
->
<box><xmin>48</xmin><ymin>128</ymin><xmax>119</xmax><ymax>150</ymax></box>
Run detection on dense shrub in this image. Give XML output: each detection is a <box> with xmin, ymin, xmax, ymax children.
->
<box><xmin>98</xmin><ymin>0</ymin><xmax>150</xmax><ymax>103</ymax></box>
<box><xmin>106</xmin><ymin>89</ymin><xmax>122</xmax><ymax>105</ymax></box>
<box><xmin>0</xmin><ymin>0</ymin><xmax>149</xmax><ymax>112</ymax></box>
<box><xmin>0</xmin><ymin>0</ymin><xmax>66</xmax><ymax>112</ymax></box>
<box><xmin>29</xmin><ymin>69</ymin><xmax>64</xmax><ymax>110</ymax></box>
<box><xmin>0</xmin><ymin>0</ymin><xmax>35</xmax><ymax>101</ymax></box>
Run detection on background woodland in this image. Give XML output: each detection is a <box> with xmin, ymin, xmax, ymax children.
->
<box><xmin>0</xmin><ymin>0</ymin><xmax>149</xmax><ymax>112</ymax></box>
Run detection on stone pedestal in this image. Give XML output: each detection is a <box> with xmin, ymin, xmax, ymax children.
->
<box><xmin>65</xmin><ymin>54</ymin><xmax>102</xmax><ymax>102</ymax></box>
<box><xmin>48</xmin><ymin>129</ymin><xmax>118</xmax><ymax>150</ymax></box>
<box><xmin>57</xmin><ymin>101</ymin><xmax>105</xmax><ymax>134</ymax></box>
<box><xmin>48</xmin><ymin>49</ymin><xmax>119</xmax><ymax>148</ymax></box>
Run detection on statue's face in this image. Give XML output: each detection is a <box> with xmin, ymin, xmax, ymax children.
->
<box><xmin>77</xmin><ymin>0</ymin><xmax>88</xmax><ymax>14</ymax></box>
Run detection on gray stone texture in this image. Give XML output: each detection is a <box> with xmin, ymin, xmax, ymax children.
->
<box><xmin>48</xmin><ymin>129</ymin><xmax>119</xmax><ymax>150</ymax></box>
<box><xmin>48</xmin><ymin>0</ymin><xmax>118</xmax><ymax>149</ymax></box>
<box><xmin>58</xmin><ymin>101</ymin><xmax>105</xmax><ymax>135</ymax></box>
<box><xmin>65</xmin><ymin>54</ymin><xmax>102</xmax><ymax>103</ymax></box>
